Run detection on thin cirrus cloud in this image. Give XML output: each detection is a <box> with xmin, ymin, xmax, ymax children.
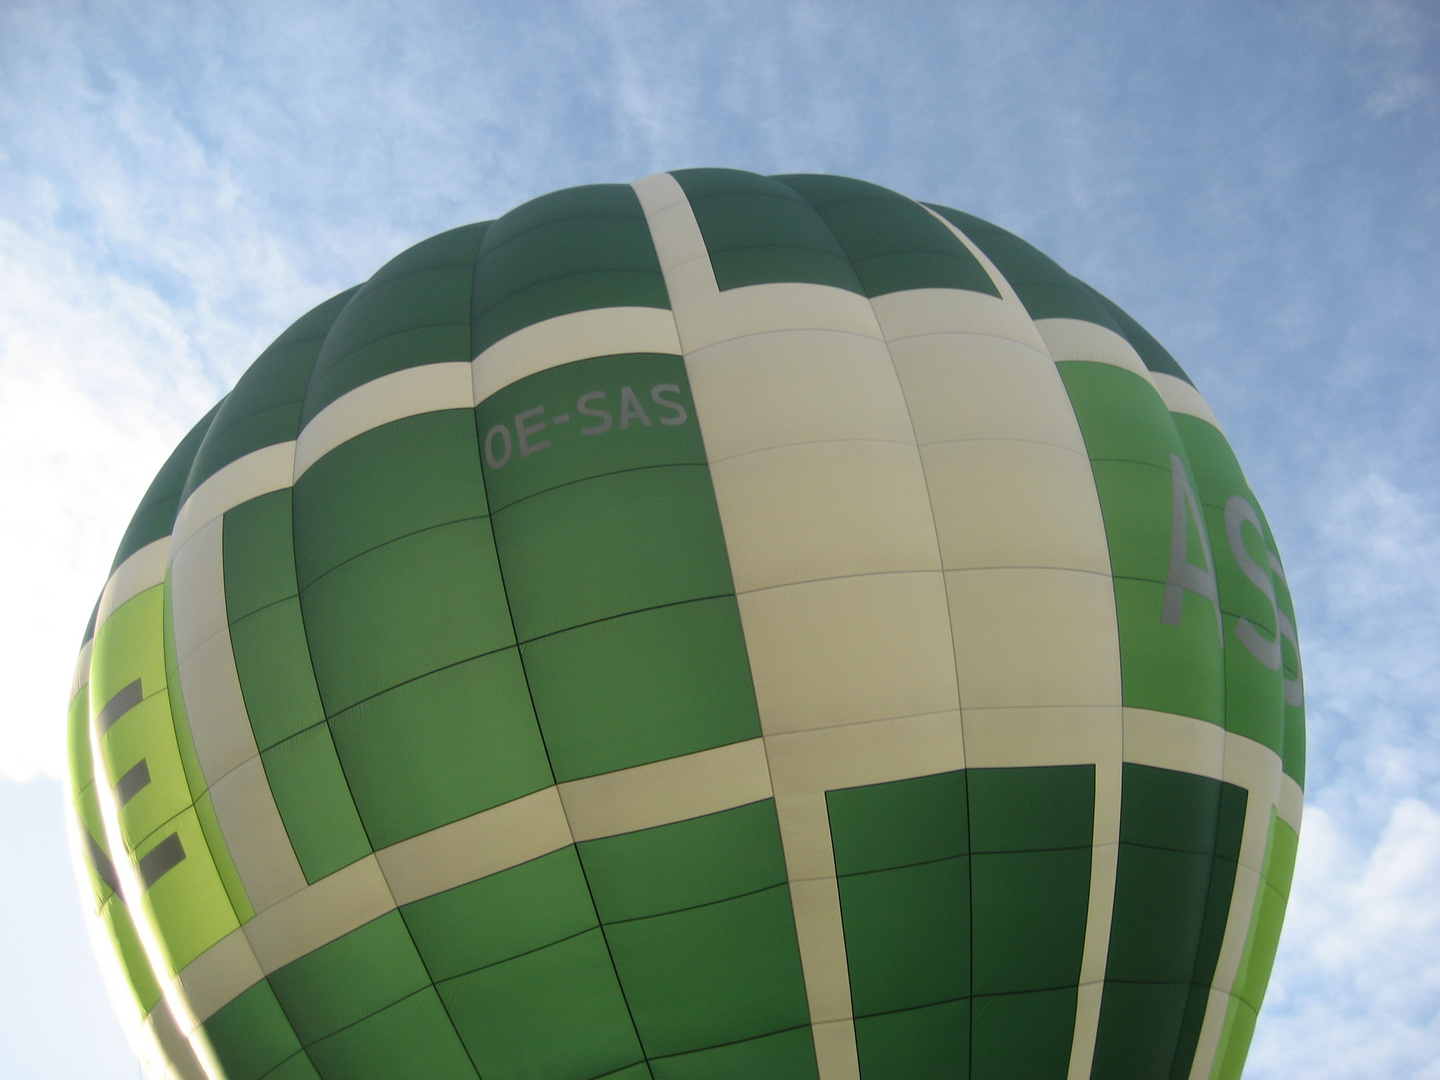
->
<box><xmin>0</xmin><ymin>1</ymin><xmax>1436</xmax><ymax>1077</ymax></box>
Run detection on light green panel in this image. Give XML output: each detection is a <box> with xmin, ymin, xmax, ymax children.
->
<box><xmin>101</xmin><ymin>689</ymin><xmax>191</xmax><ymax>852</ymax></box>
<box><xmin>89</xmin><ymin>585</ymin><xmax>167</xmax><ymax>717</ymax></box>
<box><xmin>136</xmin><ymin>807</ymin><xmax>241</xmax><ymax>972</ymax></box>
<box><xmin>99</xmin><ymin>896</ymin><xmax>164</xmax><ymax>1015</ymax></box>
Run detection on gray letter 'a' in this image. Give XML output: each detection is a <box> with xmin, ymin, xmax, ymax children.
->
<box><xmin>1162</xmin><ymin>453</ymin><xmax>1223</xmax><ymax>647</ymax></box>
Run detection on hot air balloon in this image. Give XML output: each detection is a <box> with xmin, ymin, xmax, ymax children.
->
<box><xmin>67</xmin><ymin>169</ymin><xmax>1303</xmax><ymax>1080</ymax></box>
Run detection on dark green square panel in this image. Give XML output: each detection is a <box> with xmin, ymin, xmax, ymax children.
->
<box><xmin>828</xmin><ymin>769</ymin><xmax>969</xmax><ymax>876</ymax></box>
<box><xmin>710</xmin><ymin>246</ymin><xmax>862</xmax><ymax>295</ymax></box>
<box><xmin>224</xmin><ymin>490</ymin><xmax>299</xmax><ymax>623</ymax></box>
<box><xmin>439</xmin><ymin>927</ymin><xmax>643</xmax><ymax>1080</ymax></box>
<box><xmin>854</xmin><ymin>998</ymin><xmax>970</xmax><ymax>1080</ymax></box>
<box><xmin>269</xmin><ymin>910</ymin><xmax>430</xmax><ymax>1045</ymax></box>
<box><xmin>306</xmin><ymin>987</ymin><xmax>478</xmax><ymax>1080</ymax></box>
<box><xmin>970</xmin><ymin>987</ymin><xmax>1078</xmax><ymax>1080</ymax></box>
<box><xmin>492</xmin><ymin>465</ymin><xmax>734</xmax><ymax>642</ymax></box>
<box><xmin>578</xmin><ymin>800</ymin><xmax>787</xmax><ymax>923</ymax></box>
<box><xmin>202</xmin><ymin>978</ymin><xmax>301</xmax><ymax>1080</ymax></box>
<box><xmin>603</xmin><ymin>885</ymin><xmax>810</xmax><ymax>1057</ymax></box>
<box><xmin>299</xmin><ymin>517</ymin><xmax>515</xmax><ymax>715</ymax></box>
<box><xmin>329</xmin><ymin>647</ymin><xmax>553</xmax><ymax>848</ymax></box>
<box><xmin>475</xmin><ymin>353</ymin><xmax>702</xmax><ymax>512</ymax></box>
<box><xmin>968</xmin><ymin>765</ymin><xmax>1093</xmax><ymax>854</ymax></box>
<box><xmin>1056</xmin><ymin>362</ymin><xmax>1184</xmax><ymax>469</ymax></box>
<box><xmin>261</xmin><ymin>724</ymin><xmax>371</xmax><ymax>882</ymax></box>
<box><xmin>292</xmin><ymin>410</ymin><xmax>488</xmax><ymax>589</ymax></box>
<box><xmin>1113</xmin><ymin>577</ymin><xmax>1225</xmax><ymax>725</ymax></box>
<box><xmin>1104</xmin><ymin>844</ymin><xmax>1211</xmax><ymax>984</ymax></box>
<box><xmin>229</xmin><ymin>597</ymin><xmax>325</xmax><ymax>751</ymax></box>
<box><xmin>971</xmin><ymin>849</ymin><xmax>1089</xmax><ymax>996</ymax></box>
<box><xmin>402</xmin><ymin>848</ymin><xmax>597</xmax><ymax>983</ymax></box>
<box><xmin>650</xmin><ymin>1026</ymin><xmax>819</xmax><ymax>1080</ymax></box>
<box><xmin>838</xmin><ymin>856</ymin><xmax>970</xmax><ymax>1016</ymax></box>
<box><xmin>522</xmin><ymin>596</ymin><xmax>761</xmax><ymax>781</ymax></box>
<box><xmin>1119</xmin><ymin>764</ymin><xmax>1222</xmax><ymax>854</ymax></box>
<box><xmin>1089</xmin><ymin>981</ymin><xmax>1189</xmax><ymax>1080</ymax></box>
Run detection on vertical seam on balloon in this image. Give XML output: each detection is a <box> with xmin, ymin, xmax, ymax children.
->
<box><xmin>465</xmin><ymin>383</ymin><xmax>653</xmax><ymax>1076</ymax></box>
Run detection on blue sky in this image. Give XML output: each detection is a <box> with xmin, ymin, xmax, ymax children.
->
<box><xmin>1</xmin><ymin>1</ymin><xmax>1436</xmax><ymax>1076</ymax></box>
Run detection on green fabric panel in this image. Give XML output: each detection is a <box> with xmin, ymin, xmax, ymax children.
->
<box><xmin>202</xmin><ymin>979</ymin><xmax>303</xmax><ymax>1080</ymax></box>
<box><xmin>491</xmin><ymin>465</ymin><xmax>734</xmax><ymax>642</ymax></box>
<box><xmin>1104</xmin><ymin>846</ymin><xmax>1212</xmax><ymax>985</ymax></box>
<box><xmin>224</xmin><ymin>490</ymin><xmax>299</xmax><ymax>623</ymax></box>
<box><xmin>827</xmin><ymin>768</ymin><xmax>969</xmax><ymax>875</ymax></box>
<box><xmin>306</xmin><ymin>987</ymin><xmax>479</xmax><ymax>1080</ymax></box>
<box><xmin>970</xmin><ymin>848</ymin><xmax>1091</xmax><ymax>996</ymax></box>
<box><xmin>924</xmin><ymin>203</ymin><xmax>1119</xmax><ymax>329</ymax></box>
<box><xmin>291</xmin><ymin>410</ymin><xmax>488</xmax><ymax>590</ymax></box>
<box><xmin>303</xmin><ymin>224</ymin><xmax>488</xmax><ymax>424</ymax></box>
<box><xmin>1092</xmin><ymin>290</ymin><xmax>1195</xmax><ymax>385</ymax></box>
<box><xmin>472</xmin><ymin>184</ymin><xmax>668</xmax><ymax>356</ymax></box>
<box><xmin>853</xmin><ymin>999</ymin><xmax>969</xmax><ymax>1080</ymax></box>
<box><xmin>650</xmin><ymin>1026</ymin><xmax>819</xmax><ymax>1080</ymax></box>
<box><xmin>102</xmin><ymin>898</ymin><xmax>163</xmax><ymax>1014</ymax></box>
<box><xmin>103</xmin><ymin>692</ymin><xmax>189</xmax><ymax>852</ymax></box>
<box><xmin>299</xmin><ymin>516</ymin><xmax>514</xmax><ymax>715</ymax></box>
<box><xmin>595</xmin><ymin>1065</ymin><xmax>654</xmax><ymax>1080</ymax></box>
<box><xmin>329</xmin><ymin>648</ymin><xmax>553</xmax><ymax>848</ymax></box>
<box><xmin>110</xmin><ymin>402</ymin><xmax>220</xmax><ymax>572</ymax></box>
<box><xmin>67</xmin><ymin>683</ymin><xmax>92</xmax><ymax>799</ymax></box>
<box><xmin>603</xmin><ymin>884</ymin><xmax>811</xmax><ymax>1058</ymax></box>
<box><xmin>577</xmin><ymin>800</ymin><xmax>787</xmax><ymax>923</ymax></box>
<box><xmin>775</xmin><ymin>173</ymin><xmax>999</xmax><ymax>298</ymax></box>
<box><xmin>90</xmin><ymin>586</ymin><xmax>166</xmax><ymax>716</ymax></box>
<box><xmin>185</xmin><ymin>289</ymin><xmax>356</xmax><ymax>497</ymax></box>
<box><xmin>438</xmin><ymin>927</ymin><xmax>643</xmax><ymax>1080</ymax></box>
<box><xmin>401</xmin><ymin>848</ymin><xmax>597</xmax><ymax>983</ymax></box>
<box><xmin>1119</xmin><ymin>763</ymin><xmax>1223</xmax><ymax>854</ymax></box>
<box><xmin>475</xmin><ymin>353</ymin><xmax>702</xmax><ymax>514</ymax></box>
<box><xmin>1091</xmin><ymin>982</ymin><xmax>1191</xmax><ymax>1080</ymax></box>
<box><xmin>969</xmin><ymin>987</ymin><xmax>1078</xmax><ymax>1080</ymax></box>
<box><xmin>522</xmin><ymin>597</ymin><xmax>761</xmax><ymax>782</ymax></box>
<box><xmin>1213</xmin><ymin>997</ymin><xmax>1260</xmax><ymax>1080</ymax></box>
<box><xmin>967</xmin><ymin>764</ymin><xmax>1094</xmax><ymax>853</ymax></box>
<box><xmin>195</xmin><ymin>789</ymin><xmax>253</xmax><ymax>922</ymax></box>
<box><xmin>269</xmin><ymin>910</ymin><xmax>430</xmax><ymax>1045</ymax></box>
<box><xmin>230</xmin><ymin>598</ymin><xmax>326</xmax><ymax>752</ymax></box>
<box><xmin>262</xmin><ymin>1052</ymin><xmax>322</xmax><ymax>1080</ymax></box>
<box><xmin>838</xmin><ymin>856</ymin><xmax>971</xmax><ymax>1016</ymax></box>
<box><xmin>1275</xmin><ymin>567</ymin><xmax>1306</xmax><ymax>784</ymax></box>
<box><xmin>671</xmin><ymin>168</ymin><xmax>863</xmax><ymax>294</ymax></box>
<box><xmin>1267</xmin><ymin>816</ymin><xmax>1300</xmax><ymax>902</ymax></box>
<box><xmin>1169</xmin><ymin>851</ymin><xmax>1241</xmax><ymax>1080</ymax></box>
<box><xmin>162</xmin><ymin>574</ymin><xmax>207</xmax><ymax>802</ymax></box>
<box><xmin>136</xmin><ymin>807</ymin><xmax>240</xmax><ymax>970</ymax></box>
<box><xmin>260</xmin><ymin>724</ymin><xmax>371</xmax><ymax>882</ymax></box>
<box><xmin>1059</xmin><ymin>363</ymin><xmax>1226</xmax><ymax>724</ymax></box>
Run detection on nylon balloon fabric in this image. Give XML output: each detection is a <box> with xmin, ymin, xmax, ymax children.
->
<box><xmin>67</xmin><ymin>170</ymin><xmax>1303</xmax><ymax>1080</ymax></box>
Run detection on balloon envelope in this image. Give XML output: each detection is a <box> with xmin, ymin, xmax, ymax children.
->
<box><xmin>67</xmin><ymin>170</ymin><xmax>1303</xmax><ymax>1080</ymax></box>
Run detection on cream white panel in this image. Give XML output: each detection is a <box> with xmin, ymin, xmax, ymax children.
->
<box><xmin>1123</xmin><ymin>707</ymin><xmax>1226</xmax><ymax>779</ymax></box>
<box><xmin>960</xmin><ymin>706</ymin><xmax>1121</xmax><ymax>768</ymax></box>
<box><xmin>472</xmin><ymin>307</ymin><xmax>683</xmax><ymax>405</ymax></box>
<box><xmin>171</xmin><ymin>442</ymin><xmax>295</xmax><ymax>553</ymax></box>
<box><xmin>1035</xmin><ymin>317</ymin><xmax>1152</xmax><ymax>380</ymax></box>
<box><xmin>922</xmin><ymin>210</ymin><xmax>1053</xmax><ymax>354</ymax></box>
<box><xmin>1187</xmin><ymin>986</ymin><xmax>1232</xmax><ymax>1080</ymax></box>
<box><xmin>810</xmin><ymin>1020</ymin><xmax>862</xmax><ymax>1080</ymax></box>
<box><xmin>294</xmin><ymin>363</ymin><xmax>471</xmax><ymax>479</ymax></box>
<box><xmin>712</xmin><ymin>441</ymin><xmax>940</xmax><ymax>592</ymax></box>
<box><xmin>379</xmin><ymin>787</ymin><xmax>573</xmax><ymax>906</ymax></box>
<box><xmin>739</xmin><ymin>572</ymin><xmax>959</xmax><ymax>735</ymax></box>
<box><xmin>96</xmin><ymin>538</ymin><xmax>169</xmax><ymax>632</ymax></box>
<box><xmin>632</xmin><ymin>172</ymin><xmax>703</xmax><ymax>261</ymax></box>
<box><xmin>1209</xmin><ymin>862</ymin><xmax>1263</xmax><ymax>1005</ymax></box>
<box><xmin>946</xmin><ymin>568</ymin><xmax>1122</xmax><ymax>709</ymax></box>
<box><xmin>677</xmin><ymin>284</ymin><xmax>884</xmax><ymax>354</ymax></box>
<box><xmin>921</xmin><ymin>439</ymin><xmax>1108</xmax><ymax>573</ymax></box>
<box><xmin>1226</xmin><ymin>738</ymin><xmax>1283</xmax><ymax>875</ymax></box>
<box><xmin>206</xmin><ymin>755</ymin><xmax>305</xmax><ymax>912</ymax></box>
<box><xmin>1153</xmin><ymin>371</ymin><xmax>1225</xmax><ymax>431</ymax></box>
<box><xmin>788</xmin><ymin>876</ymin><xmax>854</xmax><ymax>1024</ymax></box>
<box><xmin>244</xmin><ymin>855</ymin><xmax>395</xmax><ymax>973</ymax></box>
<box><xmin>685</xmin><ymin>330</ymin><xmax>915</xmax><ymax>460</ymax></box>
<box><xmin>168</xmin><ymin>519</ymin><xmax>228</xmax><ymax>668</ymax></box>
<box><xmin>868</xmin><ymin>287</ymin><xmax>1045</xmax><ymax>351</ymax></box>
<box><xmin>178</xmin><ymin>926</ymin><xmax>262</xmax><ymax>1023</ymax></box>
<box><xmin>888</xmin><ymin>333</ymin><xmax>1087</xmax><ymax>453</ymax></box>
<box><xmin>1069</xmin><ymin>981</ymin><xmax>1108</xmax><ymax>1080</ymax></box>
<box><xmin>176</xmin><ymin>633</ymin><xmax>257</xmax><ymax>785</ymax></box>
<box><xmin>559</xmin><ymin>739</ymin><xmax>773</xmax><ymax>843</ymax></box>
